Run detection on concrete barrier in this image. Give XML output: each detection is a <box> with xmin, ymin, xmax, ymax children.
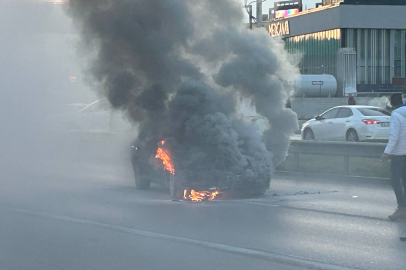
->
<box><xmin>288</xmin><ymin>141</ymin><xmax>387</xmax><ymax>174</ymax></box>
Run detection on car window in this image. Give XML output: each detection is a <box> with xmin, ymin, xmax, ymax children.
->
<box><xmin>357</xmin><ymin>108</ymin><xmax>391</xmax><ymax>116</ymax></box>
<box><xmin>337</xmin><ymin>108</ymin><xmax>353</xmax><ymax>118</ymax></box>
<box><xmin>321</xmin><ymin>108</ymin><xmax>339</xmax><ymax>119</ymax></box>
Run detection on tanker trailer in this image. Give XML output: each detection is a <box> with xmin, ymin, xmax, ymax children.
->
<box><xmin>289</xmin><ymin>75</ymin><xmax>337</xmax><ymax>98</ymax></box>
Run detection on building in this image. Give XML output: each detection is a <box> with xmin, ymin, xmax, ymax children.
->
<box><xmin>267</xmin><ymin>0</ymin><xmax>406</xmax><ymax>95</ymax></box>
<box><xmin>268</xmin><ymin>0</ymin><xmax>303</xmax><ymax>20</ymax></box>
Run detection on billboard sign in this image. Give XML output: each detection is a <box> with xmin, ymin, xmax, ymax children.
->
<box><xmin>274</xmin><ymin>8</ymin><xmax>300</xmax><ymax>18</ymax></box>
<box><xmin>268</xmin><ymin>21</ymin><xmax>290</xmax><ymax>37</ymax></box>
<box><xmin>274</xmin><ymin>1</ymin><xmax>302</xmax><ymax>12</ymax></box>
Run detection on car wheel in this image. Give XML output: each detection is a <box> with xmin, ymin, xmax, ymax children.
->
<box><xmin>303</xmin><ymin>128</ymin><xmax>315</xmax><ymax>140</ymax></box>
<box><xmin>133</xmin><ymin>164</ymin><xmax>151</xmax><ymax>190</ymax></box>
<box><xmin>346</xmin><ymin>129</ymin><xmax>359</xmax><ymax>142</ymax></box>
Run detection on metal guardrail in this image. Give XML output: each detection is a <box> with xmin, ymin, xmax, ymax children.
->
<box><xmin>288</xmin><ymin>141</ymin><xmax>387</xmax><ymax>174</ymax></box>
<box><xmin>355</xmin><ymin>91</ymin><xmax>403</xmax><ymax>97</ymax></box>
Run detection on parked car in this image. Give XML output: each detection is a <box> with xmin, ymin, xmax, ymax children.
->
<box><xmin>301</xmin><ymin>106</ymin><xmax>391</xmax><ymax>142</ymax></box>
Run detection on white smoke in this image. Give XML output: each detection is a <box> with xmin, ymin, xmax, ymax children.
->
<box><xmin>368</xmin><ymin>96</ymin><xmax>390</xmax><ymax>109</ymax></box>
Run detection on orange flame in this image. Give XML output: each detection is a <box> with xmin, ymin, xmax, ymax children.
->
<box><xmin>155</xmin><ymin>142</ymin><xmax>175</xmax><ymax>175</ymax></box>
<box><xmin>184</xmin><ymin>190</ymin><xmax>220</xmax><ymax>202</ymax></box>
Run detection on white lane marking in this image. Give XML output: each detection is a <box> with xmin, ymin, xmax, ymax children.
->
<box><xmin>233</xmin><ymin>200</ymin><xmax>388</xmax><ymax>222</ymax></box>
<box><xmin>1</xmin><ymin>206</ymin><xmax>359</xmax><ymax>270</ymax></box>
<box><xmin>231</xmin><ymin>200</ymin><xmax>281</xmax><ymax>207</ymax></box>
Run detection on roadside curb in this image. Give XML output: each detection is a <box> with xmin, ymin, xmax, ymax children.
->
<box><xmin>275</xmin><ymin>170</ymin><xmax>390</xmax><ymax>186</ymax></box>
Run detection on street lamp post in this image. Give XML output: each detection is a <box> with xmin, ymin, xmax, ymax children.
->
<box><xmin>256</xmin><ymin>0</ymin><xmax>262</xmax><ymax>28</ymax></box>
<box><xmin>245</xmin><ymin>0</ymin><xmax>266</xmax><ymax>30</ymax></box>
<box><xmin>249</xmin><ymin>5</ymin><xmax>253</xmax><ymax>30</ymax></box>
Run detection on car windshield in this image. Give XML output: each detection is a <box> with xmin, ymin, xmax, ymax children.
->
<box><xmin>321</xmin><ymin>108</ymin><xmax>339</xmax><ymax>119</ymax></box>
<box><xmin>357</xmin><ymin>108</ymin><xmax>391</xmax><ymax>116</ymax></box>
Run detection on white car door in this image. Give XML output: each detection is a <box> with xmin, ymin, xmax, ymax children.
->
<box><xmin>313</xmin><ymin>108</ymin><xmax>340</xmax><ymax>141</ymax></box>
<box><xmin>332</xmin><ymin>108</ymin><xmax>354</xmax><ymax>141</ymax></box>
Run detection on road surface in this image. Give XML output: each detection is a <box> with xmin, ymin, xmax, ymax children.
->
<box><xmin>1</xmin><ymin>135</ymin><xmax>405</xmax><ymax>270</ymax></box>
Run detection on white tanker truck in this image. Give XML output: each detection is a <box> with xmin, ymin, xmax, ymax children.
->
<box><xmin>288</xmin><ymin>75</ymin><xmax>338</xmax><ymax>98</ymax></box>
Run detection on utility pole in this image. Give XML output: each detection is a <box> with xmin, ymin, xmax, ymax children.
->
<box><xmin>249</xmin><ymin>5</ymin><xmax>253</xmax><ymax>30</ymax></box>
<box><xmin>256</xmin><ymin>0</ymin><xmax>262</xmax><ymax>28</ymax></box>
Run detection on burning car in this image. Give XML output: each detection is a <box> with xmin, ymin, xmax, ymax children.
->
<box><xmin>131</xmin><ymin>129</ymin><xmax>270</xmax><ymax>201</ymax></box>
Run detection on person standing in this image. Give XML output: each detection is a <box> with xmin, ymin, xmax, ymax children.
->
<box><xmin>348</xmin><ymin>93</ymin><xmax>356</xmax><ymax>105</ymax></box>
<box><xmin>386</xmin><ymin>93</ymin><xmax>403</xmax><ymax>112</ymax></box>
<box><xmin>382</xmin><ymin>94</ymin><xmax>406</xmax><ymax>220</ymax></box>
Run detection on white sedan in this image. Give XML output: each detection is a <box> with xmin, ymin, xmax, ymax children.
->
<box><xmin>301</xmin><ymin>106</ymin><xmax>391</xmax><ymax>142</ymax></box>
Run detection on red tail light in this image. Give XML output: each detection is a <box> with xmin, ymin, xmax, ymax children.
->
<box><xmin>362</xmin><ymin>119</ymin><xmax>379</xmax><ymax>125</ymax></box>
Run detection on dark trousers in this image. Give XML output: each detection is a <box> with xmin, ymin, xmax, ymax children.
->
<box><xmin>391</xmin><ymin>155</ymin><xmax>406</xmax><ymax>207</ymax></box>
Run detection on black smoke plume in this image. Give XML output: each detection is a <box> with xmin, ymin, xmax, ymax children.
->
<box><xmin>67</xmin><ymin>0</ymin><xmax>298</xmax><ymax>190</ymax></box>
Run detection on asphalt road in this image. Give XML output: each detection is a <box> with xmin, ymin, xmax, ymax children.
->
<box><xmin>1</xmin><ymin>135</ymin><xmax>405</xmax><ymax>270</ymax></box>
